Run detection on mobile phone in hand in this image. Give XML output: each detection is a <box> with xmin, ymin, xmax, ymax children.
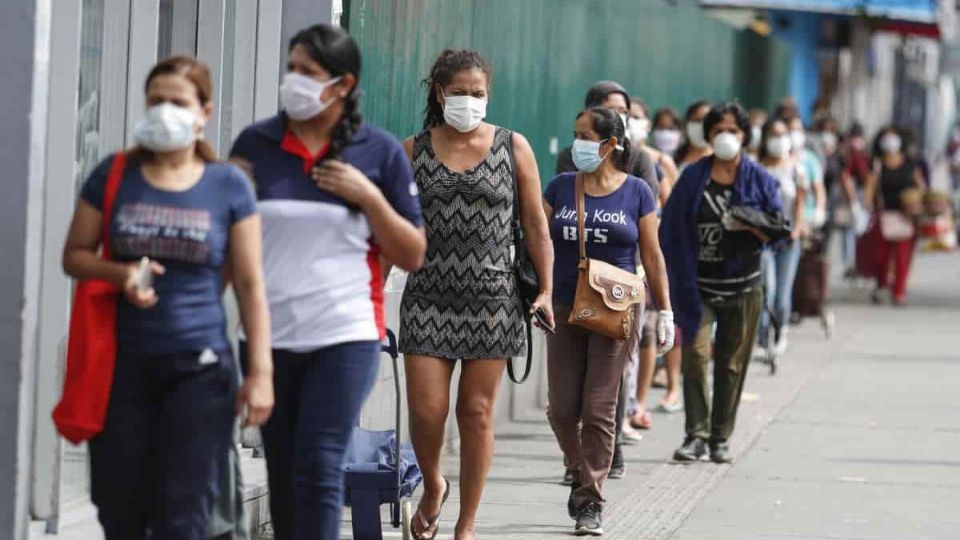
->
<box><xmin>136</xmin><ymin>257</ymin><xmax>153</xmax><ymax>290</ymax></box>
<box><xmin>533</xmin><ymin>308</ymin><xmax>556</xmax><ymax>334</ymax></box>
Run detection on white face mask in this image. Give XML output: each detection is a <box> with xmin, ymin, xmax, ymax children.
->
<box><xmin>280</xmin><ymin>72</ymin><xmax>342</xmax><ymax>121</ymax></box>
<box><xmin>652</xmin><ymin>129</ymin><xmax>682</xmax><ymax>153</ymax></box>
<box><xmin>443</xmin><ymin>94</ymin><xmax>487</xmax><ymax>133</ymax></box>
<box><xmin>880</xmin><ymin>134</ymin><xmax>902</xmax><ymax>154</ymax></box>
<box><xmin>820</xmin><ymin>132</ymin><xmax>838</xmax><ymax>153</ymax></box>
<box><xmin>713</xmin><ymin>132</ymin><xmax>742</xmax><ymax>161</ymax></box>
<box><xmin>687</xmin><ymin>121</ymin><xmax>708</xmax><ymax>148</ymax></box>
<box><xmin>627</xmin><ymin>118</ymin><xmax>650</xmax><ymax>144</ymax></box>
<box><xmin>132</xmin><ymin>103</ymin><xmax>200</xmax><ymax>152</ymax></box>
<box><xmin>790</xmin><ymin>129</ymin><xmax>807</xmax><ymax>151</ymax></box>
<box><xmin>766</xmin><ymin>135</ymin><xmax>792</xmax><ymax>159</ymax></box>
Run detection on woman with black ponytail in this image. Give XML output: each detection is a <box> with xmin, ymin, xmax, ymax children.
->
<box><xmin>399</xmin><ymin>49</ymin><xmax>554</xmax><ymax>540</ymax></box>
<box><xmin>229</xmin><ymin>24</ymin><xmax>426</xmax><ymax>540</ymax></box>
<box><xmin>542</xmin><ymin>107</ymin><xmax>672</xmax><ymax>535</ymax></box>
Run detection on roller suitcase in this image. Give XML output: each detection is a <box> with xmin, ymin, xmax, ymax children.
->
<box><xmin>793</xmin><ymin>246</ymin><xmax>829</xmax><ymax>317</ymax></box>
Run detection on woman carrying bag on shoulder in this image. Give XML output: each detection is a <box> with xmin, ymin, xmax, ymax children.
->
<box><xmin>398</xmin><ymin>49</ymin><xmax>554</xmax><ymax>540</ymax></box>
<box><xmin>543</xmin><ymin>106</ymin><xmax>673</xmax><ymax>536</ymax></box>
<box><xmin>60</xmin><ymin>55</ymin><xmax>273</xmax><ymax>540</ymax></box>
<box><xmin>864</xmin><ymin>126</ymin><xmax>925</xmax><ymax>306</ymax></box>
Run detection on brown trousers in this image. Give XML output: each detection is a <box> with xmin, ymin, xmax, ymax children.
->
<box><xmin>546</xmin><ymin>304</ymin><xmax>630</xmax><ymax>508</ymax></box>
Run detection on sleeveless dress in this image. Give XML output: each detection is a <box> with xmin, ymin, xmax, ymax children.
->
<box><xmin>399</xmin><ymin>127</ymin><xmax>526</xmax><ymax>360</ymax></box>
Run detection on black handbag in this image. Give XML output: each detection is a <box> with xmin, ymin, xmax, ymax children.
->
<box><xmin>507</xmin><ymin>131</ymin><xmax>540</xmax><ymax>383</ymax></box>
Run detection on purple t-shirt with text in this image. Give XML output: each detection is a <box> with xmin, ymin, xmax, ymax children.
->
<box><xmin>544</xmin><ymin>172</ymin><xmax>656</xmax><ymax>306</ymax></box>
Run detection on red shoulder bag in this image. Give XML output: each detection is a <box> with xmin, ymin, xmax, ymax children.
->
<box><xmin>52</xmin><ymin>152</ymin><xmax>126</xmax><ymax>444</ymax></box>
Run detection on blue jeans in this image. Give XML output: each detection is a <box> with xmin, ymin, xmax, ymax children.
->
<box><xmin>89</xmin><ymin>349</ymin><xmax>238</xmax><ymax>540</ymax></box>
<box><xmin>242</xmin><ymin>341</ymin><xmax>381</xmax><ymax>540</ymax></box>
<box><xmin>759</xmin><ymin>241</ymin><xmax>802</xmax><ymax>346</ymax></box>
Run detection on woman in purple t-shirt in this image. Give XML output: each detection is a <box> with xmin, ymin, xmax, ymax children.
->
<box><xmin>542</xmin><ymin>107</ymin><xmax>673</xmax><ymax>535</ymax></box>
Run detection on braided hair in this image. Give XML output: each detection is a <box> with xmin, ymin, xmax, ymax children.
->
<box><xmin>421</xmin><ymin>49</ymin><xmax>492</xmax><ymax>130</ymax></box>
<box><xmin>289</xmin><ymin>24</ymin><xmax>362</xmax><ymax>160</ymax></box>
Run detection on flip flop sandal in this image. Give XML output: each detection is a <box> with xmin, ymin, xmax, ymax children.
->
<box><xmin>629</xmin><ymin>411</ymin><xmax>652</xmax><ymax>430</ymax></box>
<box><xmin>410</xmin><ymin>478</ymin><xmax>451</xmax><ymax>540</ymax></box>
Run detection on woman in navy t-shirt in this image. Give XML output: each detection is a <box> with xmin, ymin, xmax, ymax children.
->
<box><xmin>542</xmin><ymin>107</ymin><xmax>673</xmax><ymax>535</ymax></box>
<box><xmin>229</xmin><ymin>24</ymin><xmax>426</xmax><ymax>540</ymax></box>
<box><xmin>62</xmin><ymin>56</ymin><xmax>273</xmax><ymax>540</ymax></box>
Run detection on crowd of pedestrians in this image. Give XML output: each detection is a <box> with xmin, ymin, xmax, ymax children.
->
<box><xmin>57</xmin><ymin>22</ymin><xmax>937</xmax><ymax>540</ymax></box>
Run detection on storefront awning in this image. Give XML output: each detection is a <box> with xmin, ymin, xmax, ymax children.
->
<box><xmin>698</xmin><ymin>0</ymin><xmax>938</xmax><ymax>24</ymax></box>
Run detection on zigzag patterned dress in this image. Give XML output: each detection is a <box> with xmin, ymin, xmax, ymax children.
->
<box><xmin>399</xmin><ymin>127</ymin><xmax>526</xmax><ymax>360</ymax></box>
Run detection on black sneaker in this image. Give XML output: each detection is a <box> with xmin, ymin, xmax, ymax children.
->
<box><xmin>574</xmin><ymin>501</ymin><xmax>603</xmax><ymax>536</ymax></box>
<box><xmin>709</xmin><ymin>442</ymin><xmax>734</xmax><ymax>464</ymax></box>
<box><xmin>673</xmin><ymin>436</ymin><xmax>707</xmax><ymax>462</ymax></box>
<box><xmin>567</xmin><ymin>482</ymin><xmax>581</xmax><ymax>519</ymax></box>
<box><xmin>608</xmin><ymin>445</ymin><xmax>626</xmax><ymax>479</ymax></box>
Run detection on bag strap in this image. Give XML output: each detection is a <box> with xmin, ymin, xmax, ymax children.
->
<box><xmin>505</xmin><ymin>129</ymin><xmax>533</xmax><ymax>385</ymax></box>
<box><xmin>507</xmin><ymin>322</ymin><xmax>533</xmax><ymax>384</ymax></box>
<box><xmin>507</xmin><ymin>129</ymin><xmax>522</xmax><ymax>236</ymax></box>
<box><xmin>575</xmin><ymin>173</ymin><xmax>587</xmax><ymax>263</ymax></box>
<box><xmin>100</xmin><ymin>152</ymin><xmax>127</xmax><ymax>260</ymax></box>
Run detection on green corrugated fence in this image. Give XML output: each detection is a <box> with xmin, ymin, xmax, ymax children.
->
<box><xmin>346</xmin><ymin>0</ymin><xmax>792</xmax><ymax>185</ymax></box>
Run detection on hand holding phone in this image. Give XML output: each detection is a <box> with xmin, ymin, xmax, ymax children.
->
<box><xmin>533</xmin><ymin>308</ymin><xmax>556</xmax><ymax>334</ymax></box>
<box><xmin>135</xmin><ymin>257</ymin><xmax>153</xmax><ymax>290</ymax></box>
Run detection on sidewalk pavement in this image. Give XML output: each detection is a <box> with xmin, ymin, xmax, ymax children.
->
<box><xmin>35</xmin><ymin>250</ymin><xmax>958</xmax><ymax>540</ymax></box>
<box><xmin>354</xmin><ymin>249</ymin><xmax>960</xmax><ymax>540</ymax></box>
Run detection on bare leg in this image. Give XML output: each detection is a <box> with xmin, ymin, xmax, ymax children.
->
<box><xmin>405</xmin><ymin>355</ymin><xmax>456</xmax><ymax>537</ymax></box>
<box><xmin>454</xmin><ymin>359</ymin><xmax>506</xmax><ymax>539</ymax></box>
<box><xmin>632</xmin><ymin>343</ymin><xmax>657</xmax><ymax>423</ymax></box>
<box><xmin>661</xmin><ymin>345</ymin><xmax>682</xmax><ymax>408</ymax></box>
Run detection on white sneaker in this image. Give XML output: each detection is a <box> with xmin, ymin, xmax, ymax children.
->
<box><xmin>773</xmin><ymin>328</ymin><xmax>789</xmax><ymax>356</ymax></box>
<box><xmin>621</xmin><ymin>424</ymin><xmax>643</xmax><ymax>444</ymax></box>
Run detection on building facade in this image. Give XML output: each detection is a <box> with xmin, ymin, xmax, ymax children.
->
<box><xmin>1</xmin><ymin>2</ymin><xmax>343</xmax><ymax>538</ymax></box>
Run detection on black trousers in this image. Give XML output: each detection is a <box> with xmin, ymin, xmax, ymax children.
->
<box><xmin>89</xmin><ymin>349</ymin><xmax>238</xmax><ymax>540</ymax></box>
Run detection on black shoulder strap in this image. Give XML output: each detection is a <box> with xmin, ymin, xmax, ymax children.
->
<box><xmin>504</xmin><ymin>128</ymin><xmax>533</xmax><ymax>384</ymax></box>
<box><xmin>505</xmin><ymin>129</ymin><xmax>519</xmax><ymax>226</ymax></box>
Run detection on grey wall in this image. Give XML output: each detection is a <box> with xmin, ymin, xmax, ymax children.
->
<box><xmin>279</xmin><ymin>0</ymin><xmax>334</xmax><ymax>72</ymax></box>
<box><xmin>0</xmin><ymin>0</ymin><xmax>50</xmax><ymax>539</ymax></box>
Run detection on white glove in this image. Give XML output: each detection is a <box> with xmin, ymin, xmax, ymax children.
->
<box><xmin>656</xmin><ymin>310</ymin><xmax>676</xmax><ymax>355</ymax></box>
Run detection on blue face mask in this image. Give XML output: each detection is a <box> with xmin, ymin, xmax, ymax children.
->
<box><xmin>572</xmin><ymin>138</ymin><xmax>608</xmax><ymax>173</ymax></box>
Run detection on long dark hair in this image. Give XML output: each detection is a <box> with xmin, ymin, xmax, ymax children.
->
<box><xmin>289</xmin><ymin>24</ymin><xmax>362</xmax><ymax>160</ymax></box>
<box><xmin>757</xmin><ymin>117</ymin><xmax>788</xmax><ymax>163</ymax></box>
<box><xmin>652</xmin><ymin>107</ymin><xmax>681</xmax><ymax>130</ymax></box>
<box><xmin>578</xmin><ymin>106</ymin><xmax>634</xmax><ymax>174</ymax></box>
<box><xmin>422</xmin><ymin>49</ymin><xmax>492</xmax><ymax>130</ymax></box>
<box><xmin>872</xmin><ymin>125</ymin><xmax>907</xmax><ymax>161</ymax></box>
<box><xmin>675</xmin><ymin>99</ymin><xmax>711</xmax><ymax>164</ymax></box>
<box><xmin>130</xmin><ymin>55</ymin><xmax>218</xmax><ymax>163</ymax></box>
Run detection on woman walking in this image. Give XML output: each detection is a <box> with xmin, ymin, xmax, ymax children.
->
<box><xmin>651</xmin><ymin>107</ymin><xmax>683</xmax><ymax>157</ymax></box>
<box><xmin>399</xmin><ymin>49</ymin><xmax>554</xmax><ymax>540</ymax></box>
<box><xmin>660</xmin><ymin>103</ymin><xmax>786</xmax><ymax>465</ymax></box>
<box><xmin>864</xmin><ymin>126</ymin><xmax>925</xmax><ymax>306</ymax></box>
<box><xmin>623</xmin><ymin>98</ymin><xmax>681</xmax><ymax>435</ymax></box>
<box><xmin>63</xmin><ymin>55</ymin><xmax>274</xmax><ymax>540</ymax></box>
<box><xmin>756</xmin><ymin>117</ymin><xmax>808</xmax><ymax>355</ymax></box>
<box><xmin>628</xmin><ymin>99</ymin><xmax>678</xmax><ymax>205</ymax></box>
<box><xmin>229</xmin><ymin>24</ymin><xmax>426</xmax><ymax>539</ymax></box>
<box><xmin>544</xmin><ymin>107</ymin><xmax>673</xmax><ymax>536</ymax></box>
<box><xmin>674</xmin><ymin>100</ymin><xmax>713</xmax><ymax>170</ymax></box>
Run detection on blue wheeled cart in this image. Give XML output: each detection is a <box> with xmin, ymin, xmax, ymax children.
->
<box><xmin>343</xmin><ymin>329</ymin><xmax>421</xmax><ymax>540</ymax></box>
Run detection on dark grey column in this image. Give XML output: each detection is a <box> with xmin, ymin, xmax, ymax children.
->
<box><xmin>0</xmin><ymin>0</ymin><xmax>50</xmax><ymax>538</ymax></box>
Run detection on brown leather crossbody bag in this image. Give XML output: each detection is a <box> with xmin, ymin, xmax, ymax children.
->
<box><xmin>568</xmin><ymin>174</ymin><xmax>646</xmax><ymax>340</ymax></box>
